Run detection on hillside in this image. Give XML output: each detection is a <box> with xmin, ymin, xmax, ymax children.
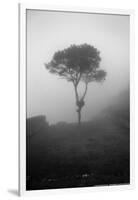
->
<box><xmin>26</xmin><ymin>90</ymin><xmax>130</xmax><ymax>190</ymax></box>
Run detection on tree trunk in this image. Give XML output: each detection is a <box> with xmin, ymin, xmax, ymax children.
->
<box><xmin>78</xmin><ymin>109</ymin><xmax>81</xmax><ymax>126</ymax></box>
<box><xmin>76</xmin><ymin>106</ymin><xmax>82</xmax><ymax>126</ymax></box>
<box><xmin>74</xmin><ymin>83</ymin><xmax>86</xmax><ymax>126</ymax></box>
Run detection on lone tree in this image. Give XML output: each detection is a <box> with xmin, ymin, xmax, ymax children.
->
<box><xmin>45</xmin><ymin>44</ymin><xmax>107</xmax><ymax>125</ymax></box>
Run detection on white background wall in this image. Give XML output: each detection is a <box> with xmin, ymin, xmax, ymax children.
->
<box><xmin>0</xmin><ymin>0</ymin><xmax>137</xmax><ymax>199</ymax></box>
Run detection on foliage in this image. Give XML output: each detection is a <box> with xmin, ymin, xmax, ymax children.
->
<box><xmin>45</xmin><ymin>44</ymin><xmax>106</xmax><ymax>85</ymax></box>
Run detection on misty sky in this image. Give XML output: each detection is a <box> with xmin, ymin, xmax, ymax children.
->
<box><xmin>27</xmin><ymin>9</ymin><xmax>129</xmax><ymax>124</ymax></box>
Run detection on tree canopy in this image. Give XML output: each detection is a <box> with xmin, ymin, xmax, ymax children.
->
<box><xmin>45</xmin><ymin>44</ymin><xmax>106</xmax><ymax>86</ymax></box>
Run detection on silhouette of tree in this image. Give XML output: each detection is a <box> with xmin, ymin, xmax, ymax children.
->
<box><xmin>45</xmin><ymin>44</ymin><xmax>107</xmax><ymax>125</ymax></box>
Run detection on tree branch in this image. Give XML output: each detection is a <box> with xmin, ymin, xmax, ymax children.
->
<box><xmin>81</xmin><ymin>82</ymin><xmax>88</xmax><ymax>101</ymax></box>
<box><xmin>76</xmin><ymin>72</ymin><xmax>82</xmax><ymax>86</ymax></box>
<box><xmin>68</xmin><ymin>68</ymin><xmax>77</xmax><ymax>84</ymax></box>
<box><xmin>74</xmin><ymin>84</ymin><xmax>79</xmax><ymax>103</ymax></box>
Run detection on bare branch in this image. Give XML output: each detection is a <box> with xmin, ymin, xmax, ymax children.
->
<box><xmin>81</xmin><ymin>82</ymin><xmax>88</xmax><ymax>101</ymax></box>
<box><xmin>74</xmin><ymin>84</ymin><xmax>79</xmax><ymax>103</ymax></box>
<box><xmin>76</xmin><ymin>72</ymin><xmax>82</xmax><ymax>86</ymax></box>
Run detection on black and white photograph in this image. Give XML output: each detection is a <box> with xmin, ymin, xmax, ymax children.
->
<box><xmin>26</xmin><ymin>9</ymin><xmax>130</xmax><ymax>191</ymax></box>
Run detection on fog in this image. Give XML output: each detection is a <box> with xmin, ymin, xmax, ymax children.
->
<box><xmin>27</xmin><ymin>10</ymin><xmax>129</xmax><ymax>124</ymax></box>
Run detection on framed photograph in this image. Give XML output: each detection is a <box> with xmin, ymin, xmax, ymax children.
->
<box><xmin>19</xmin><ymin>3</ymin><xmax>134</xmax><ymax>196</ymax></box>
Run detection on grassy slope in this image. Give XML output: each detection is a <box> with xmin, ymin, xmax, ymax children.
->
<box><xmin>26</xmin><ymin>118</ymin><xmax>129</xmax><ymax>190</ymax></box>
